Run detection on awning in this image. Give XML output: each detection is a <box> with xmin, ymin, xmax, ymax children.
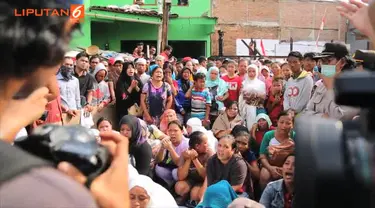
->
<box><xmin>88</xmin><ymin>6</ymin><xmax>178</xmax><ymax>25</ymax></box>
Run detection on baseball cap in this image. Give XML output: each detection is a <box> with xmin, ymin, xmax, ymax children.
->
<box><xmin>182</xmin><ymin>57</ymin><xmax>192</xmax><ymax>63</ymax></box>
<box><xmin>108</xmin><ymin>57</ymin><xmax>115</xmax><ymax>65</ymax></box>
<box><xmin>314</xmin><ymin>42</ymin><xmax>349</xmax><ymax>59</ymax></box>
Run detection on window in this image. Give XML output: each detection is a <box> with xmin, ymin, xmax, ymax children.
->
<box><xmin>134</xmin><ymin>0</ymin><xmax>156</xmax><ymax>5</ymax></box>
<box><xmin>173</xmin><ymin>0</ymin><xmax>189</xmax><ymax>6</ymax></box>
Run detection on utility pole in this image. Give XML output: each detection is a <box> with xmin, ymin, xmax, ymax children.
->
<box><xmin>161</xmin><ymin>0</ymin><xmax>171</xmax><ymax>52</ymax></box>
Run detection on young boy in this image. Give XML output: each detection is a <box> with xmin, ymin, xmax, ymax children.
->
<box><xmin>266</xmin><ymin>77</ymin><xmax>284</xmax><ymax>126</ymax></box>
<box><xmin>221</xmin><ymin>60</ymin><xmax>242</xmax><ymax>102</ymax></box>
<box><xmin>235</xmin><ymin>131</ymin><xmax>260</xmax><ymax>180</ymax></box>
<box><xmin>185</xmin><ymin>73</ymin><xmax>211</xmax><ymax>127</ymax></box>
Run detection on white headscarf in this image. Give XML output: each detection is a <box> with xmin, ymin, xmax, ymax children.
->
<box><xmin>186</xmin><ymin>118</ymin><xmax>218</xmax><ymax>152</ymax></box>
<box><xmin>242</xmin><ymin>64</ymin><xmax>266</xmax><ymax>95</ymax></box>
<box><xmin>129</xmin><ymin>175</ymin><xmax>178</xmax><ymax>208</ymax></box>
<box><xmin>255</xmin><ymin>113</ymin><xmax>272</xmax><ymax>127</ymax></box>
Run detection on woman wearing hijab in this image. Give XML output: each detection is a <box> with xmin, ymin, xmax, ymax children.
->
<box><xmin>239</xmin><ymin>64</ymin><xmax>267</xmax><ymax>130</ymax></box>
<box><xmin>115</xmin><ymin>62</ymin><xmax>143</xmax><ymax>122</ymax></box>
<box><xmin>175</xmin><ymin>67</ymin><xmax>193</xmax><ymax>124</ymax></box>
<box><xmin>197</xmin><ymin>180</ymin><xmax>238</xmax><ymax>208</ymax></box>
<box><xmin>129</xmin><ymin>174</ymin><xmax>178</xmax><ymax>208</ymax></box>
<box><xmin>205</xmin><ymin>66</ymin><xmax>229</xmax><ymax>123</ymax></box>
<box><xmin>211</xmin><ymin>101</ymin><xmax>243</xmax><ymax>139</ymax></box>
<box><xmin>119</xmin><ymin>115</ymin><xmax>152</xmax><ymax>176</ymax></box>
<box><xmin>159</xmin><ymin>109</ymin><xmax>178</xmax><ymax>134</ymax></box>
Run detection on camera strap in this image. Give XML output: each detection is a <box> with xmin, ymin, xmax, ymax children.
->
<box><xmin>0</xmin><ymin>140</ymin><xmax>51</xmax><ymax>185</ymax></box>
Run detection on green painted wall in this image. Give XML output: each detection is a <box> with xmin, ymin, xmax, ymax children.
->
<box><xmin>71</xmin><ymin>0</ymin><xmax>215</xmax><ymax>56</ymax></box>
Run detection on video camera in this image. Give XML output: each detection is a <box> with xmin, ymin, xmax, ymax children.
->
<box><xmin>294</xmin><ymin>69</ymin><xmax>375</xmax><ymax>208</ymax></box>
<box><xmin>14</xmin><ymin>125</ymin><xmax>112</xmax><ymax>187</ymax></box>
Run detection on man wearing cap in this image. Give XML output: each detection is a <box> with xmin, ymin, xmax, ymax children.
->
<box><xmin>301</xmin><ymin>43</ymin><xmax>359</xmax><ymax>120</ymax></box>
<box><xmin>352</xmin><ymin>50</ymin><xmax>375</xmax><ymax>71</ymax></box>
<box><xmin>136</xmin><ymin>58</ymin><xmax>150</xmax><ymax>85</ymax></box>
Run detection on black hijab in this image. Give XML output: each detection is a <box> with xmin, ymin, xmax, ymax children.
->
<box><xmin>179</xmin><ymin>67</ymin><xmax>191</xmax><ymax>93</ymax></box>
<box><xmin>119</xmin><ymin>115</ymin><xmax>146</xmax><ymax>151</ymax></box>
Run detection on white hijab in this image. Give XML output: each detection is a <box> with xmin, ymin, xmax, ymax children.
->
<box><xmin>242</xmin><ymin>64</ymin><xmax>266</xmax><ymax>94</ymax></box>
<box><xmin>129</xmin><ymin>175</ymin><xmax>178</xmax><ymax>208</ymax></box>
<box><xmin>186</xmin><ymin>118</ymin><xmax>218</xmax><ymax>152</ymax></box>
<box><xmin>239</xmin><ymin>64</ymin><xmax>266</xmax><ymax>129</ymax></box>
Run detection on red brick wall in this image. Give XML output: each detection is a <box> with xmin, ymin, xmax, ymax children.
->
<box><xmin>211</xmin><ymin>0</ymin><xmax>347</xmax><ymax>56</ymax></box>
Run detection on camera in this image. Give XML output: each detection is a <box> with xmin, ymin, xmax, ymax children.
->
<box><xmin>14</xmin><ymin>124</ymin><xmax>112</xmax><ymax>187</ymax></box>
<box><xmin>294</xmin><ymin>70</ymin><xmax>375</xmax><ymax>208</ymax></box>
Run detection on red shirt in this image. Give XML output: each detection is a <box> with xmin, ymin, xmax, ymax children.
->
<box><xmin>45</xmin><ymin>89</ymin><xmax>63</xmax><ymax>124</ymax></box>
<box><xmin>160</xmin><ymin>52</ymin><xmax>169</xmax><ymax>62</ymax></box>
<box><xmin>266</xmin><ymin>94</ymin><xmax>284</xmax><ymax>126</ymax></box>
<box><xmin>222</xmin><ymin>75</ymin><xmax>242</xmax><ymax>102</ymax></box>
<box><xmin>255</xmin><ymin>126</ymin><xmax>276</xmax><ymax>145</ymax></box>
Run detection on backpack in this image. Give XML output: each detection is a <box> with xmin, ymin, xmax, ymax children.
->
<box><xmin>0</xmin><ymin>140</ymin><xmax>51</xmax><ymax>185</ymax></box>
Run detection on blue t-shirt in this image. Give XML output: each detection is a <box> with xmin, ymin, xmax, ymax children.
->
<box><xmin>191</xmin><ymin>88</ymin><xmax>212</xmax><ymax>119</ymax></box>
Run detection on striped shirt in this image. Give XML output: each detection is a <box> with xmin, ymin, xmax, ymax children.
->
<box><xmin>191</xmin><ymin>88</ymin><xmax>212</xmax><ymax>119</ymax></box>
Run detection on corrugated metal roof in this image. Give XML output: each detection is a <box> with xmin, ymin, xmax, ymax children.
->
<box><xmin>89</xmin><ymin>6</ymin><xmax>178</xmax><ymax>18</ymax></box>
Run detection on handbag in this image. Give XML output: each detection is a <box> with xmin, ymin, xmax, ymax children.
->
<box><xmin>268</xmin><ymin>139</ymin><xmax>295</xmax><ymax>167</ymax></box>
<box><xmin>128</xmin><ymin>103</ymin><xmax>143</xmax><ymax>117</ymax></box>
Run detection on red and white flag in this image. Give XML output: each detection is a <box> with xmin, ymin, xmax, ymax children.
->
<box><xmin>316</xmin><ymin>8</ymin><xmax>327</xmax><ymax>47</ymax></box>
<box><xmin>260</xmin><ymin>39</ymin><xmax>266</xmax><ymax>56</ymax></box>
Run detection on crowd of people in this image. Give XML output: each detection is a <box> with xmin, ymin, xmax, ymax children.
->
<box><xmin>1</xmin><ymin>0</ymin><xmax>374</xmax><ymax>208</ymax></box>
<box><xmin>39</xmin><ymin>39</ymin><xmax>367</xmax><ymax>208</ymax></box>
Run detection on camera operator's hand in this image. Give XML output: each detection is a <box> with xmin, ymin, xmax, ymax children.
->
<box><xmin>58</xmin><ymin>131</ymin><xmax>129</xmax><ymax>208</ymax></box>
<box><xmin>0</xmin><ymin>87</ymin><xmax>49</xmax><ymax>143</ymax></box>
<box><xmin>337</xmin><ymin>0</ymin><xmax>375</xmax><ymax>41</ymax></box>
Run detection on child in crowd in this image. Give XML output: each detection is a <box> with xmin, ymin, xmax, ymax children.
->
<box><xmin>221</xmin><ymin>60</ymin><xmax>242</xmax><ymax>102</ymax></box>
<box><xmin>175</xmin><ymin>131</ymin><xmax>214</xmax><ymax>206</ymax></box>
<box><xmin>235</xmin><ymin>131</ymin><xmax>260</xmax><ymax>180</ymax></box>
<box><xmin>250</xmin><ymin>113</ymin><xmax>275</xmax><ymax>157</ymax></box>
<box><xmin>266</xmin><ymin>77</ymin><xmax>284</xmax><ymax>126</ymax></box>
<box><xmin>185</xmin><ymin>73</ymin><xmax>211</xmax><ymax>128</ymax></box>
<box><xmin>281</xmin><ymin>63</ymin><xmax>292</xmax><ymax>81</ymax></box>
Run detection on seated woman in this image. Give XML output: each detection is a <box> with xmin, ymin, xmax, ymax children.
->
<box><xmin>200</xmin><ymin>135</ymin><xmax>253</xmax><ymax>200</ymax></box>
<box><xmin>259</xmin><ymin>111</ymin><xmax>295</xmax><ymax>190</ymax></box>
<box><xmin>250</xmin><ymin>113</ymin><xmax>275</xmax><ymax>157</ymax></box>
<box><xmin>129</xmin><ymin>174</ymin><xmax>178</xmax><ymax>208</ymax></box>
<box><xmin>260</xmin><ymin>154</ymin><xmax>295</xmax><ymax>208</ymax></box>
<box><xmin>120</xmin><ymin>115</ymin><xmax>153</xmax><ymax>176</ymax></box>
<box><xmin>96</xmin><ymin>117</ymin><xmax>120</xmax><ymax>134</ymax></box>
<box><xmin>212</xmin><ymin>101</ymin><xmax>243</xmax><ymax>139</ymax></box>
<box><xmin>155</xmin><ymin>120</ymin><xmax>189</xmax><ymax>187</ymax></box>
<box><xmin>235</xmin><ymin>131</ymin><xmax>260</xmax><ymax>181</ymax></box>
<box><xmin>175</xmin><ymin>131</ymin><xmax>214</xmax><ymax>206</ymax></box>
<box><xmin>186</xmin><ymin>117</ymin><xmax>217</xmax><ymax>152</ymax></box>
<box><xmin>160</xmin><ymin>109</ymin><xmax>187</xmax><ymax>135</ymax></box>
<box><xmin>197</xmin><ymin>180</ymin><xmax>238</xmax><ymax>208</ymax></box>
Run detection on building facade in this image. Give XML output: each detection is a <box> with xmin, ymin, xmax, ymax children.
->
<box><xmin>71</xmin><ymin>0</ymin><xmax>217</xmax><ymax>57</ymax></box>
<box><xmin>210</xmin><ymin>0</ymin><xmax>350</xmax><ymax>56</ymax></box>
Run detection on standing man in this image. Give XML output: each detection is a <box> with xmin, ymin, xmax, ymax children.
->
<box><xmin>73</xmin><ymin>52</ymin><xmax>94</xmax><ymax>110</ymax></box>
<box><xmin>160</xmin><ymin>45</ymin><xmax>173</xmax><ymax>62</ymax></box>
<box><xmin>57</xmin><ymin>65</ymin><xmax>81</xmax><ymax>117</ymax></box>
<box><xmin>303</xmin><ymin>52</ymin><xmax>317</xmax><ymax>74</ymax></box>
<box><xmin>136</xmin><ymin>58</ymin><xmax>150</xmax><ymax>85</ymax></box>
<box><xmin>89</xmin><ymin>55</ymin><xmax>100</xmax><ymax>74</ymax></box>
<box><xmin>238</xmin><ymin>59</ymin><xmax>248</xmax><ymax>80</ymax></box>
<box><xmin>283</xmin><ymin>51</ymin><xmax>313</xmax><ymax>114</ymax></box>
<box><xmin>133</xmin><ymin>42</ymin><xmax>144</xmax><ymax>58</ymax></box>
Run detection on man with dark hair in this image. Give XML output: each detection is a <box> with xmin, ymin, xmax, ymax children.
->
<box><xmin>133</xmin><ymin>42</ymin><xmax>144</xmax><ymax>58</ymax></box>
<box><xmin>0</xmin><ymin>1</ymin><xmax>129</xmax><ymax>207</ymax></box>
<box><xmin>74</xmin><ymin>52</ymin><xmax>95</xmax><ymax>109</ymax></box>
<box><xmin>161</xmin><ymin>45</ymin><xmax>173</xmax><ymax>61</ymax></box>
<box><xmin>303</xmin><ymin>52</ymin><xmax>317</xmax><ymax>73</ymax></box>
<box><xmin>283</xmin><ymin>51</ymin><xmax>313</xmax><ymax>114</ymax></box>
<box><xmin>197</xmin><ymin>56</ymin><xmax>208</xmax><ymax>74</ymax></box>
<box><xmin>89</xmin><ymin>55</ymin><xmax>100</xmax><ymax>74</ymax></box>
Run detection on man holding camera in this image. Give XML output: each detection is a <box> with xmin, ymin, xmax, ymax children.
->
<box><xmin>0</xmin><ymin>0</ymin><xmax>129</xmax><ymax>207</ymax></box>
